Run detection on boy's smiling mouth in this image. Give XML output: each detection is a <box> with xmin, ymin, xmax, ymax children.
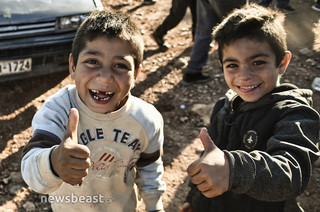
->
<box><xmin>90</xmin><ymin>89</ymin><xmax>115</xmax><ymax>102</ymax></box>
<box><xmin>238</xmin><ymin>83</ymin><xmax>262</xmax><ymax>92</ymax></box>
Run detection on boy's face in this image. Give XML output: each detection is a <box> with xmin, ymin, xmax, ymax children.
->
<box><xmin>221</xmin><ymin>38</ymin><xmax>290</xmax><ymax>102</ymax></box>
<box><xmin>69</xmin><ymin>36</ymin><xmax>139</xmax><ymax>114</ymax></box>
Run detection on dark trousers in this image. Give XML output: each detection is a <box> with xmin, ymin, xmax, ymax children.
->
<box><xmin>154</xmin><ymin>0</ymin><xmax>197</xmax><ymax>39</ymax></box>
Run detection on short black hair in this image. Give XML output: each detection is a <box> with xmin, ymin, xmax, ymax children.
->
<box><xmin>213</xmin><ymin>3</ymin><xmax>287</xmax><ymax>67</ymax></box>
<box><xmin>71</xmin><ymin>9</ymin><xmax>144</xmax><ymax>75</ymax></box>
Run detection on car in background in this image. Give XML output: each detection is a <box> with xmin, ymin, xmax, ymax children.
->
<box><xmin>0</xmin><ymin>0</ymin><xmax>103</xmax><ymax>82</ymax></box>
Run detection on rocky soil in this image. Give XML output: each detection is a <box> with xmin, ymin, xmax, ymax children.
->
<box><xmin>0</xmin><ymin>0</ymin><xmax>320</xmax><ymax>211</ymax></box>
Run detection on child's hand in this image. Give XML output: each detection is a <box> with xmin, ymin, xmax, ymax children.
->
<box><xmin>187</xmin><ymin>128</ymin><xmax>230</xmax><ymax>198</ymax></box>
<box><xmin>50</xmin><ymin>108</ymin><xmax>91</xmax><ymax>186</ymax></box>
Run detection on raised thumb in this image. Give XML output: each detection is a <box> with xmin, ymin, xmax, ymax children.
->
<box><xmin>199</xmin><ymin>127</ymin><xmax>215</xmax><ymax>152</ymax></box>
<box><xmin>65</xmin><ymin>108</ymin><xmax>79</xmax><ymax>144</ymax></box>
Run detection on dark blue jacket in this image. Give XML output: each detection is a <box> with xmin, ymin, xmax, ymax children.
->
<box><xmin>188</xmin><ymin>84</ymin><xmax>320</xmax><ymax>212</ymax></box>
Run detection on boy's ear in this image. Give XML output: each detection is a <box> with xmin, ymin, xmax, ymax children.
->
<box><xmin>278</xmin><ymin>51</ymin><xmax>291</xmax><ymax>75</ymax></box>
<box><xmin>134</xmin><ymin>64</ymin><xmax>142</xmax><ymax>80</ymax></box>
<box><xmin>69</xmin><ymin>53</ymin><xmax>76</xmax><ymax>79</ymax></box>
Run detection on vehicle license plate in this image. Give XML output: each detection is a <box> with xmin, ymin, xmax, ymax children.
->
<box><xmin>0</xmin><ymin>58</ymin><xmax>32</xmax><ymax>75</ymax></box>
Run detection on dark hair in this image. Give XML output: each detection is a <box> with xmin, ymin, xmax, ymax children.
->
<box><xmin>212</xmin><ymin>3</ymin><xmax>287</xmax><ymax>67</ymax></box>
<box><xmin>71</xmin><ymin>9</ymin><xmax>144</xmax><ymax>75</ymax></box>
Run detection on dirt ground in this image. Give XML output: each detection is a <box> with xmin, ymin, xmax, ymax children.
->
<box><xmin>0</xmin><ymin>0</ymin><xmax>320</xmax><ymax>211</ymax></box>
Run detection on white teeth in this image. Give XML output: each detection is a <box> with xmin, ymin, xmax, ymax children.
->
<box><xmin>91</xmin><ymin>89</ymin><xmax>113</xmax><ymax>95</ymax></box>
<box><xmin>91</xmin><ymin>89</ymin><xmax>112</xmax><ymax>101</ymax></box>
<box><xmin>91</xmin><ymin>89</ymin><xmax>99</xmax><ymax>93</ymax></box>
<box><xmin>241</xmin><ymin>84</ymin><xmax>258</xmax><ymax>89</ymax></box>
<box><xmin>93</xmin><ymin>95</ymin><xmax>110</xmax><ymax>101</ymax></box>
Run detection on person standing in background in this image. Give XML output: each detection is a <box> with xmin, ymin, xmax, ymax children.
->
<box><xmin>182</xmin><ymin>0</ymin><xmax>246</xmax><ymax>84</ymax></box>
<box><xmin>152</xmin><ymin>0</ymin><xmax>197</xmax><ymax>49</ymax></box>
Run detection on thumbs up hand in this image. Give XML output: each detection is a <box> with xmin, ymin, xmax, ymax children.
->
<box><xmin>187</xmin><ymin>128</ymin><xmax>230</xmax><ymax>198</ymax></box>
<box><xmin>50</xmin><ymin>108</ymin><xmax>91</xmax><ymax>186</ymax></box>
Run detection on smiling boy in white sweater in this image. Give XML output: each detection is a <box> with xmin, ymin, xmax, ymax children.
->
<box><xmin>21</xmin><ymin>9</ymin><xmax>166</xmax><ymax>212</ymax></box>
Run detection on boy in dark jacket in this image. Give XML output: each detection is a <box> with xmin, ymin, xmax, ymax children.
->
<box><xmin>180</xmin><ymin>4</ymin><xmax>320</xmax><ymax>212</ymax></box>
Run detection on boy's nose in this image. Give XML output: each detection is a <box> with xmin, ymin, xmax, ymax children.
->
<box><xmin>96</xmin><ymin>69</ymin><xmax>113</xmax><ymax>83</ymax></box>
<box><xmin>238</xmin><ymin>65</ymin><xmax>253</xmax><ymax>81</ymax></box>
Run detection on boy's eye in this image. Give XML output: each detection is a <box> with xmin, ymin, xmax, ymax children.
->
<box><xmin>253</xmin><ymin>60</ymin><xmax>266</xmax><ymax>66</ymax></box>
<box><xmin>225</xmin><ymin>63</ymin><xmax>238</xmax><ymax>69</ymax></box>
<box><xmin>114</xmin><ymin>63</ymin><xmax>130</xmax><ymax>70</ymax></box>
<box><xmin>86</xmin><ymin>59</ymin><xmax>99</xmax><ymax>65</ymax></box>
